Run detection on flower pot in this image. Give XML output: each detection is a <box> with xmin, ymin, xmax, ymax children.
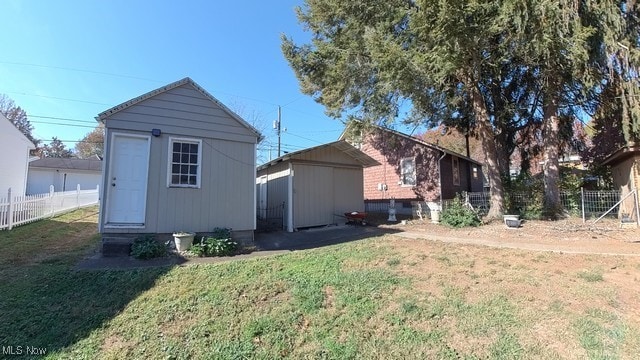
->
<box><xmin>173</xmin><ymin>233</ymin><xmax>195</xmax><ymax>252</ymax></box>
<box><xmin>431</xmin><ymin>209</ymin><xmax>441</xmax><ymax>224</ymax></box>
<box><xmin>504</xmin><ymin>218</ymin><xmax>522</xmax><ymax>228</ymax></box>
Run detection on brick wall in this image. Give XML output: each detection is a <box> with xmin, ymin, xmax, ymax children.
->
<box><xmin>361</xmin><ymin>130</ymin><xmax>440</xmax><ymax>202</ymax></box>
<box><xmin>360</xmin><ymin>129</ymin><xmax>484</xmax><ymax>202</ymax></box>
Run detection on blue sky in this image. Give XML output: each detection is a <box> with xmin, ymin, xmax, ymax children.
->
<box><xmin>1</xmin><ymin>0</ymin><xmax>416</xmax><ymax>163</ymax></box>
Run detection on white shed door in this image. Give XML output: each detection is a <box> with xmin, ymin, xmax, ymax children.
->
<box><xmin>106</xmin><ymin>135</ymin><xmax>150</xmax><ymax>225</ymax></box>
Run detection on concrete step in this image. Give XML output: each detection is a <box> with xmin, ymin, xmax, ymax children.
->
<box><xmin>101</xmin><ymin>236</ymin><xmax>135</xmax><ymax>257</ymax></box>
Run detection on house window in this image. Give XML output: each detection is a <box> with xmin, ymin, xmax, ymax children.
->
<box><xmin>168</xmin><ymin>137</ymin><xmax>201</xmax><ymax>188</ymax></box>
<box><xmin>400</xmin><ymin>157</ymin><xmax>416</xmax><ymax>186</ymax></box>
<box><xmin>452</xmin><ymin>156</ymin><xmax>460</xmax><ymax>186</ymax></box>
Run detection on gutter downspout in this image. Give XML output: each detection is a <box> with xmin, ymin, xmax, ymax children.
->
<box><xmin>437</xmin><ymin>150</ymin><xmax>447</xmax><ymax>210</ymax></box>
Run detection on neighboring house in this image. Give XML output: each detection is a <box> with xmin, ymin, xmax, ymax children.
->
<box><xmin>97</xmin><ymin>77</ymin><xmax>262</xmax><ymax>252</ymax></box>
<box><xmin>256</xmin><ymin>140</ymin><xmax>379</xmax><ymax>232</ymax></box>
<box><xmin>339</xmin><ymin>124</ymin><xmax>484</xmax><ymax>210</ymax></box>
<box><xmin>0</xmin><ymin>113</ymin><xmax>35</xmax><ymax>198</ymax></box>
<box><xmin>27</xmin><ymin>157</ymin><xmax>102</xmax><ymax>195</ymax></box>
<box><xmin>602</xmin><ymin>146</ymin><xmax>640</xmax><ymax>220</ymax></box>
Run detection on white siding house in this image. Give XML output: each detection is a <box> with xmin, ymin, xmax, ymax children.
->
<box><xmin>257</xmin><ymin>141</ymin><xmax>379</xmax><ymax>232</ymax></box>
<box><xmin>27</xmin><ymin>157</ymin><xmax>102</xmax><ymax>195</ymax></box>
<box><xmin>0</xmin><ymin>113</ymin><xmax>35</xmax><ymax>198</ymax></box>
<box><xmin>98</xmin><ymin>78</ymin><xmax>262</xmax><ymax>252</ymax></box>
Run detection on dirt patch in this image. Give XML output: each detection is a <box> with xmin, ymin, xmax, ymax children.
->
<box><xmin>386</xmin><ymin>217</ymin><xmax>640</xmax><ymax>256</ymax></box>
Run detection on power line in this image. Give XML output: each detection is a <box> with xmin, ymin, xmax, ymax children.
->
<box><xmin>285</xmin><ymin>131</ymin><xmax>325</xmax><ymax>145</ymax></box>
<box><xmin>2</xmin><ymin>91</ymin><xmax>111</xmax><ymax>106</ymax></box>
<box><xmin>28</xmin><ymin>115</ymin><xmax>96</xmax><ymax>124</ymax></box>
<box><xmin>29</xmin><ymin>120</ymin><xmax>96</xmax><ymax>128</ymax></box>
<box><xmin>0</xmin><ymin>60</ymin><xmax>163</xmax><ymax>83</ymax></box>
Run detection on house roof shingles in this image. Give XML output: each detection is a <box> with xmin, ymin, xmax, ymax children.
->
<box><xmin>339</xmin><ymin>122</ymin><xmax>483</xmax><ymax>166</ymax></box>
<box><xmin>29</xmin><ymin>158</ymin><xmax>102</xmax><ymax>172</ymax></box>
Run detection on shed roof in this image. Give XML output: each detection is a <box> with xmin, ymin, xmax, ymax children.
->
<box><xmin>29</xmin><ymin>158</ymin><xmax>102</xmax><ymax>172</ymax></box>
<box><xmin>339</xmin><ymin>122</ymin><xmax>483</xmax><ymax>166</ymax></box>
<box><xmin>257</xmin><ymin>140</ymin><xmax>380</xmax><ymax>171</ymax></box>
<box><xmin>601</xmin><ymin>146</ymin><xmax>640</xmax><ymax>167</ymax></box>
<box><xmin>96</xmin><ymin>77</ymin><xmax>263</xmax><ymax>141</ymax></box>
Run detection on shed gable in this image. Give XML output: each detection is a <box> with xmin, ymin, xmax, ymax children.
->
<box><xmin>99</xmin><ymin>79</ymin><xmax>261</xmax><ymax>144</ymax></box>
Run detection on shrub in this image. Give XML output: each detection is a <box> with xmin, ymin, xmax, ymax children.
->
<box><xmin>187</xmin><ymin>228</ymin><xmax>237</xmax><ymax>257</ymax></box>
<box><xmin>202</xmin><ymin>236</ymin><xmax>237</xmax><ymax>256</ymax></box>
<box><xmin>441</xmin><ymin>197</ymin><xmax>481</xmax><ymax>228</ymax></box>
<box><xmin>130</xmin><ymin>235</ymin><xmax>167</xmax><ymax>259</ymax></box>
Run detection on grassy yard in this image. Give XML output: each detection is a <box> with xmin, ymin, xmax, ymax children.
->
<box><xmin>1</xmin><ymin>208</ymin><xmax>640</xmax><ymax>359</ymax></box>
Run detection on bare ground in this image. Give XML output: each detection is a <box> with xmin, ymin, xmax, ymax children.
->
<box><xmin>384</xmin><ymin>217</ymin><xmax>640</xmax><ymax>256</ymax></box>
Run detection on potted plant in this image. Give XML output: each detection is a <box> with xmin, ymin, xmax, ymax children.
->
<box><xmin>172</xmin><ymin>231</ymin><xmax>195</xmax><ymax>252</ymax></box>
<box><xmin>503</xmin><ymin>214</ymin><xmax>522</xmax><ymax>228</ymax></box>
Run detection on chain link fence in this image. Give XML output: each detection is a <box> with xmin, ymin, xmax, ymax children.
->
<box><xmin>461</xmin><ymin>189</ymin><xmax>623</xmax><ymax>221</ymax></box>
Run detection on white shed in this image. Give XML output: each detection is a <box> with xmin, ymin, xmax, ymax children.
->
<box><xmin>0</xmin><ymin>113</ymin><xmax>35</xmax><ymax>198</ymax></box>
<box><xmin>97</xmin><ymin>78</ymin><xmax>262</xmax><ymax>251</ymax></box>
<box><xmin>256</xmin><ymin>141</ymin><xmax>379</xmax><ymax>232</ymax></box>
<box><xmin>27</xmin><ymin>157</ymin><xmax>102</xmax><ymax>195</ymax></box>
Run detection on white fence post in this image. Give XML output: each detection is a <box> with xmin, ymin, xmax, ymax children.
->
<box><xmin>49</xmin><ymin>185</ymin><xmax>55</xmax><ymax>218</ymax></box>
<box><xmin>7</xmin><ymin>188</ymin><xmax>13</xmax><ymax>230</ymax></box>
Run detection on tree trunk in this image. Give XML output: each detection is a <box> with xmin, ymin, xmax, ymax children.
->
<box><xmin>542</xmin><ymin>95</ymin><xmax>562</xmax><ymax>218</ymax></box>
<box><xmin>470</xmin><ymin>84</ymin><xmax>504</xmax><ymax>218</ymax></box>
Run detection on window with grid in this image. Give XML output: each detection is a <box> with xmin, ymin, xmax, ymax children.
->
<box><xmin>168</xmin><ymin>138</ymin><xmax>201</xmax><ymax>187</ymax></box>
<box><xmin>400</xmin><ymin>157</ymin><xmax>416</xmax><ymax>186</ymax></box>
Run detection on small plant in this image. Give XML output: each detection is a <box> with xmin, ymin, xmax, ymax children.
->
<box><xmin>202</xmin><ymin>236</ymin><xmax>237</xmax><ymax>256</ymax></box>
<box><xmin>186</xmin><ymin>228</ymin><xmax>237</xmax><ymax>257</ymax></box>
<box><xmin>187</xmin><ymin>243</ymin><xmax>205</xmax><ymax>257</ymax></box>
<box><xmin>441</xmin><ymin>196</ymin><xmax>481</xmax><ymax>228</ymax></box>
<box><xmin>130</xmin><ymin>235</ymin><xmax>167</xmax><ymax>259</ymax></box>
<box><xmin>577</xmin><ymin>268</ymin><xmax>604</xmax><ymax>282</ymax></box>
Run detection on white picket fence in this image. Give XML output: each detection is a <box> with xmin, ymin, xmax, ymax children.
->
<box><xmin>0</xmin><ymin>185</ymin><xmax>100</xmax><ymax>230</ymax></box>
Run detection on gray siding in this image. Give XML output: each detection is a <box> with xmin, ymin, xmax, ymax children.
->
<box><xmin>103</xmin><ymin>130</ymin><xmax>255</xmax><ymax>233</ymax></box>
<box><xmin>265</xmin><ymin>162</ymin><xmax>289</xmax><ymax>209</ymax></box>
<box><xmin>257</xmin><ymin>144</ymin><xmax>367</xmax><ymax>230</ymax></box>
<box><xmin>293</xmin><ymin>146</ymin><xmax>363</xmax><ymax>166</ymax></box>
<box><xmin>333</xmin><ymin>168</ymin><xmax>365</xmax><ymax>214</ymax></box>
<box><xmin>293</xmin><ymin>164</ymin><xmax>334</xmax><ymax>228</ymax></box>
<box><xmin>105</xmin><ymin>84</ymin><xmax>258</xmax><ymax>144</ymax></box>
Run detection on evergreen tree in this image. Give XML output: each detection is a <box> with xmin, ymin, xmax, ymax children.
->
<box><xmin>283</xmin><ymin>0</ymin><xmax>512</xmax><ymax>217</ymax></box>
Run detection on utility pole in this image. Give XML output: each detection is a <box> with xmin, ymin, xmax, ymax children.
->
<box><xmin>273</xmin><ymin>105</ymin><xmax>282</xmax><ymax>157</ymax></box>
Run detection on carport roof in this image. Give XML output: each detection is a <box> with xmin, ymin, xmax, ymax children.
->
<box><xmin>257</xmin><ymin>140</ymin><xmax>380</xmax><ymax>171</ymax></box>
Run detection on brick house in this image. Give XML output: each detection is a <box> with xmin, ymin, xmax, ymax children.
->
<box><xmin>339</xmin><ymin>124</ymin><xmax>484</xmax><ymax>212</ymax></box>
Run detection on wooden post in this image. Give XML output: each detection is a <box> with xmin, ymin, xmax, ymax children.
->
<box><xmin>581</xmin><ymin>187</ymin><xmax>585</xmax><ymax>223</ymax></box>
<box><xmin>7</xmin><ymin>188</ymin><xmax>13</xmax><ymax>230</ymax></box>
<box><xmin>76</xmin><ymin>184</ymin><xmax>81</xmax><ymax>209</ymax></box>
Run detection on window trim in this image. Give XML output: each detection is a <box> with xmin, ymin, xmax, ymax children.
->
<box><xmin>452</xmin><ymin>156</ymin><xmax>460</xmax><ymax>186</ymax></box>
<box><xmin>400</xmin><ymin>157</ymin><xmax>417</xmax><ymax>187</ymax></box>
<box><xmin>167</xmin><ymin>137</ymin><xmax>202</xmax><ymax>189</ymax></box>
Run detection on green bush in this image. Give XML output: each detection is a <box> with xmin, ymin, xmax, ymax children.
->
<box><xmin>130</xmin><ymin>235</ymin><xmax>167</xmax><ymax>259</ymax></box>
<box><xmin>441</xmin><ymin>197</ymin><xmax>481</xmax><ymax>228</ymax></box>
<box><xmin>187</xmin><ymin>228</ymin><xmax>237</xmax><ymax>257</ymax></box>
